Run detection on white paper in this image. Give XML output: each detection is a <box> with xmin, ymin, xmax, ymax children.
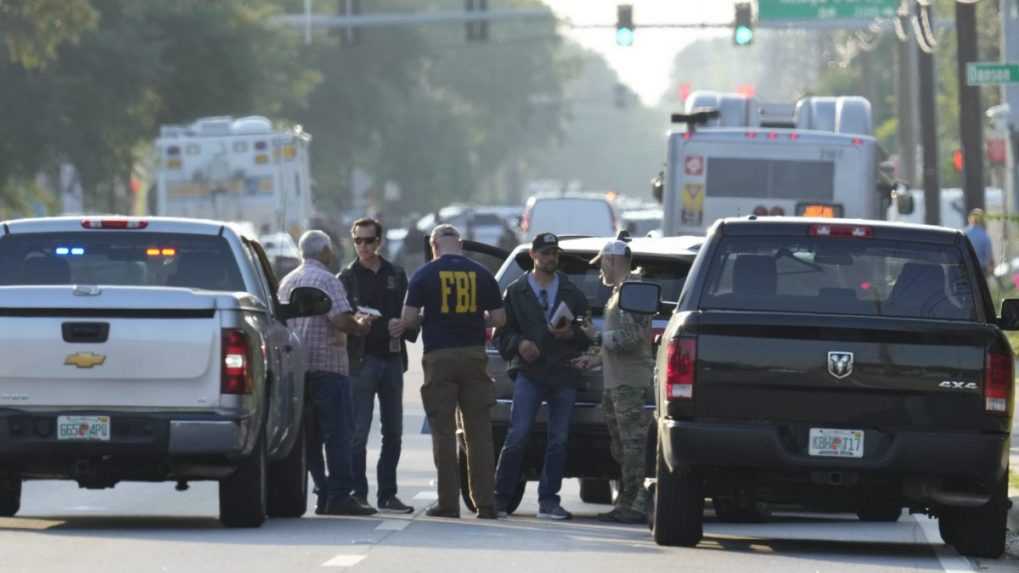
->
<box><xmin>548</xmin><ymin>301</ymin><xmax>574</xmax><ymax>327</ymax></box>
<box><xmin>357</xmin><ymin>305</ymin><xmax>382</xmax><ymax>317</ymax></box>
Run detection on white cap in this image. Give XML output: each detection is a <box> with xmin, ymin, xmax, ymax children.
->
<box><xmin>589</xmin><ymin>239</ymin><xmax>631</xmax><ymax>264</ymax></box>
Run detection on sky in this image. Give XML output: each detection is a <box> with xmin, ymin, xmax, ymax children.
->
<box><xmin>541</xmin><ymin>0</ymin><xmax>734</xmax><ymax>106</ymax></box>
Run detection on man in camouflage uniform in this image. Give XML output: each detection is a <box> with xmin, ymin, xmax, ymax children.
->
<box><xmin>577</xmin><ymin>238</ymin><xmax>653</xmax><ymax>524</ymax></box>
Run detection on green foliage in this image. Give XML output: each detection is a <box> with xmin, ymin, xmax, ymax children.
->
<box><xmin>0</xmin><ymin>0</ymin><xmax>98</xmax><ymax>68</ymax></box>
<box><xmin>0</xmin><ymin>0</ymin><xmax>576</xmax><ymax>220</ymax></box>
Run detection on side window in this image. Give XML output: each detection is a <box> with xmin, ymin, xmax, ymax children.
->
<box><xmin>249</xmin><ymin>240</ymin><xmax>281</xmax><ymax>295</ymax></box>
<box><xmin>242</xmin><ymin>240</ymin><xmax>275</xmax><ymax>307</ymax></box>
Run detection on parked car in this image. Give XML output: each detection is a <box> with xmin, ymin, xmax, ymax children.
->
<box><xmin>0</xmin><ymin>216</ymin><xmax>329</xmax><ymax>527</ymax></box>
<box><xmin>622</xmin><ymin>208</ymin><xmax>663</xmax><ymax>238</ymax></box>
<box><xmin>648</xmin><ymin>217</ymin><xmax>1015</xmax><ymax>558</ymax></box>
<box><xmin>446</xmin><ymin>234</ymin><xmax>703</xmax><ymax>513</ymax></box>
<box><xmin>520</xmin><ymin>192</ymin><xmax>620</xmax><ymax>241</ymax></box>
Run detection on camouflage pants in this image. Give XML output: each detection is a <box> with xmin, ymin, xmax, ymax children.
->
<box><xmin>602</xmin><ymin>385</ymin><xmax>652</xmax><ymax>513</ymax></box>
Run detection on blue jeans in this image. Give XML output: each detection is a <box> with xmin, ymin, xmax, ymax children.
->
<box><xmin>495</xmin><ymin>372</ymin><xmax>577</xmax><ymax>506</ymax></box>
<box><xmin>306</xmin><ymin>371</ymin><xmax>355</xmax><ymax>500</ymax></box>
<box><xmin>351</xmin><ymin>354</ymin><xmax>404</xmax><ymax>502</ymax></box>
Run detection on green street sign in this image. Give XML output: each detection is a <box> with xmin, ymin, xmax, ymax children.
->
<box><xmin>966</xmin><ymin>63</ymin><xmax>1019</xmax><ymax>86</ymax></box>
<box><xmin>758</xmin><ymin>0</ymin><xmax>897</xmax><ymax>21</ymax></box>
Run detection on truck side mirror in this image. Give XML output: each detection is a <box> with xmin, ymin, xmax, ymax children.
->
<box><xmin>619</xmin><ymin>281</ymin><xmax>660</xmax><ymax>315</ymax></box>
<box><xmin>280</xmin><ymin>286</ymin><xmax>332</xmax><ymax>321</ymax></box>
<box><xmin>651</xmin><ymin>172</ymin><xmax>664</xmax><ymax>204</ymax></box>
<box><xmin>999</xmin><ymin>299</ymin><xmax>1019</xmax><ymax>330</ymax></box>
<box><xmin>893</xmin><ymin>185</ymin><xmax>914</xmax><ymax>215</ymax></box>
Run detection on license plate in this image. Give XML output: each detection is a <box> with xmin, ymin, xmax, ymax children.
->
<box><xmin>808</xmin><ymin>428</ymin><xmax>863</xmax><ymax>458</ymax></box>
<box><xmin>57</xmin><ymin>416</ymin><xmax>111</xmax><ymax>441</ymax></box>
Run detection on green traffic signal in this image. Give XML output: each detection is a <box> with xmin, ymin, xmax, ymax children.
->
<box><xmin>734</xmin><ymin>25</ymin><xmax>753</xmax><ymax>46</ymax></box>
<box><xmin>616</xmin><ymin>27</ymin><xmax>635</xmax><ymax>47</ymax></box>
<box><xmin>733</xmin><ymin>2</ymin><xmax>753</xmax><ymax>47</ymax></box>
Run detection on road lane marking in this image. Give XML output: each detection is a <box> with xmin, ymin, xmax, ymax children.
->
<box><xmin>321</xmin><ymin>555</ymin><xmax>366</xmax><ymax>567</ymax></box>
<box><xmin>412</xmin><ymin>491</ymin><xmax>438</xmax><ymax>501</ymax></box>
<box><xmin>376</xmin><ymin>519</ymin><xmax>410</xmax><ymax>531</ymax></box>
<box><xmin>913</xmin><ymin>515</ymin><xmax>975</xmax><ymax>573</ymax></box>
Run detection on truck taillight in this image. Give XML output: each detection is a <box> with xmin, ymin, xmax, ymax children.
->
<box><xmin>665</xmin><ymin>337</ymin><xmax>696</xmax><ymax>400</ymax></box>
<box><xmin>984</xmin><ymin>352</ymin><xmax>1013</xmax><ymax>414</ymax></box>
<box><xmin>809</xmin><ymin>224</ymin><xmax>872</xmax><ymax>238</ymax></box>
<box><xmin>222</xmin><ymin>329</ymin><xmax>253</xmax><ymax>395</ymax></box>
<box><xmin>81</xmin><ymin>218</ymin><xmax>148</xmax><ymax>230</ymax></box>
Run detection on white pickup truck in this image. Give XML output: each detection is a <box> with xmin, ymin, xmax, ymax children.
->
<box><xmin>0</xmin><ymin>216</ymin><xmax>329</xmax><ymax>527</ymax></box>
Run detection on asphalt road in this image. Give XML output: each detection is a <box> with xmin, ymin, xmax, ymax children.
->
<box><xmin>2</xmin><ymin>343</ymin><xmax>1016</xmax><ymax>573</ymax></box>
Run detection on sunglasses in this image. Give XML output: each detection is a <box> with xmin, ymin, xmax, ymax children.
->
<box><xmin>353</xmin><ymin>237</ymin><xmax>378</xmax><ymax>245</ymax></box>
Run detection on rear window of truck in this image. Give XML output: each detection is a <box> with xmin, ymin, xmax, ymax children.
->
<box><xmin>0</xmin><ymin>232</ymin><xmax>245</xmax><ymax>291</ymax></box>
<box><xmin>700</xmin><ymin>236</ymin><xmax>977</xmax><ymax>321</ymax></box>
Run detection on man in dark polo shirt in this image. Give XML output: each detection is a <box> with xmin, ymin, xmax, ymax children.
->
<box><xmin>339</xmin><ymin>217</ymin><xmax>417</xmax><ymax>514</ymax></box>
<box><xmin>400</xmin><ymin>224</ymin><xmax>506</xmax><ymax>519</ymax></box>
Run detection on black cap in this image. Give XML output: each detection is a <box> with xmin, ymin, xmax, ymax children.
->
<box><xmin>531</xmin><ymin>232</ymin><xmax>559</xmax><ymax>252</ymax></box>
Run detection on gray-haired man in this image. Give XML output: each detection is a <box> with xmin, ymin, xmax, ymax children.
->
<box><xmin>278</xmin><ymin>230</ymin><xmax>377</xmax><ymax>516</ymax></box>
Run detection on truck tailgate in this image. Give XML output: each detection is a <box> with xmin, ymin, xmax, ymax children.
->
<box><xmin>0</xmin><ymin>286</ymin><xmax>225</xmax><ymax>409</ymax></box>
<box><xmin>692</xmin><ymin>311</ymin><xmax>1000</xmax><ymax>432</ymax></box>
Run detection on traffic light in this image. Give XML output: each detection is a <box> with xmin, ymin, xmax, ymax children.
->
<box><xmin>616</xmin><ymin>4</ymin><xmax>634</xmax><ymax>47</ymax></box>
<box><xmin>466</xmin><ymin>0</ymin><xmax>489</xmax><ymax>42</ymax></box>
<box><xmin>338</xmin><ymin>0</ymin><xmax>361</xmax><ymax>47</ymax></box>
<box><xmin>733</xmin><ymin>2</ymin><xmax>753</xmax><ymax>47</ymax></box>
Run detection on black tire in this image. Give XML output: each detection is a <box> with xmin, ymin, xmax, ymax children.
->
<box><xmin>938</xmin><ymin>509</ymin><xmax>958</xmax><ymax>545</ymax></box>
<box><xmin>856</xmin><ymin>500</ymin><xmax>901</xmax><ymax>523</ymax></box>
<box><xmin>712</xmin><ymin>497</ymin><xmax>770</xmax><ymax>523</ymax></box>
<box><xmin>267</xmin><ymin>421</ymin><xmax>308</xmax><ymax>518</ymax></box>
<box><xmin>506</xmin><ymin>479</ymin><xmax>526</xmax><ymax>514</ymax></box>
<box><xmin>457</xmin><ymin>445</ymin><xmax>525</xmax><ymax>513</ymax></box>
<box><xmin>652</xmin><ymin>447</ymin><xmax>703</xmax><ymax>547</ymax></box>
<box><xmin>947</xmin><ymin>475</ymin><xmax>1009</xmax><ymax>559</ymax></box>
<box><xmin>219</xmin><ymin>433</ymin><xmax>268</xmax><ymax>528</ymax></box>
<box><xmin>646</xmin><ymin>482</ymin><xmax>656</xmax><ymax>531</ymax></box>
<box><xmin>0</xmin><ymin>477</ymin><xmax>21</xmax><ymax>517</ymax></box>
<box><xmin>579</xmin><ymin>478</ymin><xmax>614</xmax><ymax>504</ymax></box>
<box><xmin>457</xmin><ymin>447</ymin><xmax>478</xmax><ymax>513</ymax></box>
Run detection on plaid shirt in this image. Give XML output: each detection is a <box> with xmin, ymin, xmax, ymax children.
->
<box><xmin>278</xmin><ymin>259</ymin><xmax>353</xmax><ymax>375</ymax></box>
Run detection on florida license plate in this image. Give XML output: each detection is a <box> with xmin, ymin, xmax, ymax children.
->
<box><xmin>808</xmin><ymin>428</ymin><xmax>863</xmax><ymax>458</ymax></box>
<box><xmin>57</xmin><ymin>415</ymin><xmax>111</xmax><ymax>441</ymax></box>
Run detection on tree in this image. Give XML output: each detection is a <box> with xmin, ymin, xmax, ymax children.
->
<box><xmin>0</xmin><ymin>0</ymin><xmax>98</xmax><ymax>68</ymax></box>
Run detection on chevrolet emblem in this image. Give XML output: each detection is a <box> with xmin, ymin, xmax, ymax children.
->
<box><xmin>64</xmin><ymin>352</ymin><xmax>106</xmax><ymax>369</ymax></box>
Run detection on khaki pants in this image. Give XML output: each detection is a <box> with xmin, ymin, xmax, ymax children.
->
<box><xmin>421</xmin><ymin>347</ymin><xmax>496</xmax><ymax>512</ymax></box>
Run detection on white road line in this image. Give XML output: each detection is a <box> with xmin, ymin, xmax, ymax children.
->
<box><xmin>376</xmin><ymin>519</ymin><xmax>410</xmax><ymax>531</ymax></box>
<box><xmin>913</xmin><ymin>515</ymin><xmax>975</xmax><ymax>573</ymax></box>
<box><xmin>321</xmin><ymin>555</ymin><xmax>366</xmax><ymax>568</ymax></box>
<box><xmin>412</xmin><ymin>491</ymin><xmax>438</xmax><ymax>501</ymax></box>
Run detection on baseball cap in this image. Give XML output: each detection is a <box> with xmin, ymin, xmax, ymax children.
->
<box><xmin>430</xmin><ymin>224</ymin><xmax>461</xmax><ymax>241</ymax></box>
<box><xmin>531</xmin><ymin>232</ymin><xmax>559</xmax><ymax>252</ymax></box>
<box><xmin>589</xmin><ymin>239</ymin><xmax>631</xmax><ymax>264</ymax></box>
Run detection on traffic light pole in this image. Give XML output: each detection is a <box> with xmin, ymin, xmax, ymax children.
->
<box><xmin>956</xmin><ymin>2</ymin><xmax>985</xmax><ymax>214</ymax></box>
<box><xmin>917</xmin><ymin>3</ymin><xmax>941</xmax><ymax>226</ymax></box>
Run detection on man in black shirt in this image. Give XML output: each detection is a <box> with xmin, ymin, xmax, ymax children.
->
<box><xmin>339</xmin><ymin>218</ymin><xmax>417</xmax><ymax>514</ymax></box>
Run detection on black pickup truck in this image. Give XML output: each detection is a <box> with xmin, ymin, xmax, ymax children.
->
<box><xmin>649</xmin><ymin>218</ymin><xmax>1017</xmax><ymax>558</ymax></box>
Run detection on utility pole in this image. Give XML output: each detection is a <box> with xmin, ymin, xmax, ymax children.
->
<box><xmin>916</xmin><ymin>1</ymin><xmax>941</xmax><ymax>226</ymax></box>
<box><xmin>956</xmin><ymin>1</ymin><xmax>985</xmax><ymax>214</ymax></box>
<box><xmin>1004</xmin><ymin>0</ymin><xmax>1019</xmax><ymax>212</ymax></box>
<box><xmin>896</xmin><ymin>3</ymin><xmax>919</xmax><ymax>187</ymax></box>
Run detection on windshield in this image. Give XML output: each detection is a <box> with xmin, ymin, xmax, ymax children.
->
<box><xmin>497</xmin><ymin>251</ymin><xmax>689</xmax><ymax>312</ymax></box>
<box><xmin>700</xmin><ymin>236</ymin><xmax>977</xmax><ymax>321</ymax></box>
<box><xmin>528</xmin><ymin>199</ymin><xmax>614</xmax><ymax>237</ymax></box>
<box><xmin>0</xmin><ymin>232</ymin><xmax>245</xmax><ymax>292</ymax></box>
<box><xmin>705</xmin><ymin>158</ymin><xmax>835</xmax><ymax>200</ymax></box>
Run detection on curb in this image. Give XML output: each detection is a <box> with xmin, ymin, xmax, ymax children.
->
<box><xmin>1010</xmin><ymin>496</ymin><xmax>1018</xmax><ymax>532</ymax></box>
<box><xmin>1008</xmin><ymin>496</ymin><xmax>1019</xmax><ymax>559</ymax></box>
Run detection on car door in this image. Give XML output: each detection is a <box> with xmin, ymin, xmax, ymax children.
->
<box><xmin>246</xmin><ymin>239</ymin><xmax>303</xmax><ymax>458</ymax></box>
